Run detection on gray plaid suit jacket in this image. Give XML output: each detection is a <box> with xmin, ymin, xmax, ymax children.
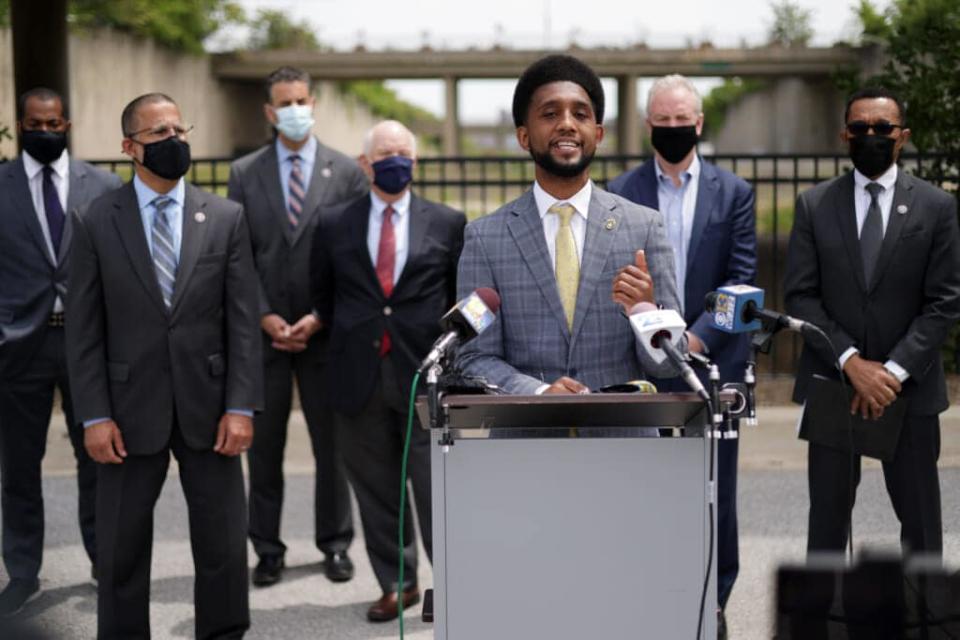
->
<box><xmin>456</xmin><ymin>185</ymin><xmax>683</xmax><ymax>395</ymax></box>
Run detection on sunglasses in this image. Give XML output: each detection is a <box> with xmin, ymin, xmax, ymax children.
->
<box><xmin>846</xmin><ymin>121</ymin><xmax>903</xmax><ymax>136</ymax></box>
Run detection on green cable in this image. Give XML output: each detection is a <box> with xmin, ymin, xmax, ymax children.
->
<box><xmin>397</xmin><ymin>370</ymin><xmax>421</xmax><ymax>638</ymax></box>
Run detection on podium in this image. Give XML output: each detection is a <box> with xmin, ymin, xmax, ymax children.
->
<box><xmin>418</xmin><ymin>392</ymin><xmax>719</xmax><ymax>640</ymax></box>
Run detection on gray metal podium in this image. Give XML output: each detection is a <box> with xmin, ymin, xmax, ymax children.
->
<box><xmin>418</xmin><ymin>392</ymin><xmax>718</xmax><ymax>640</ymax></box>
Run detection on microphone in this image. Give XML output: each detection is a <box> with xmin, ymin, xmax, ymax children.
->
<box><xmin>628</xmin><ymin>302</ymin><xmax>709</xmax><ymax>402</ymax></box>
<box><xmin>704</xmin><ymin>285</ymin><xmax>810</xmax><ymax>334</ymax></box>
<box><xmin>418</xmin><ymin>287</ymin><xmax>501</xmax><ymax>374</ymax></box>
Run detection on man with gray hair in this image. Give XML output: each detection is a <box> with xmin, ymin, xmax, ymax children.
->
<box><xmin>608</xmin><ymin>73</ymin><xmax>757</xmax><ymax>636</ymax></box>
<box><xmin>228</xmin><ymin>66</ymin><xmax>367</xmax><ymax>588</ymax></box>
<box><xmin>310</xmin><ymin>120</ymin><xmax>466</xmax><ymax>622</ymax></box>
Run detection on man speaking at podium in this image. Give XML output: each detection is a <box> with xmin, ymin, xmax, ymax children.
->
<box><xmin>456</xmin><ymin>54</ymin><xmax>683</xmax><ymax>394</ymax></box>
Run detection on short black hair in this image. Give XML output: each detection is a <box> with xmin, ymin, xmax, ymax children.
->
<box><xmin>265</xmin><ymin>66</ymin><xmax>312</xmax><ymax>102</ymax></box>
<box><xmin>121</xmin><ymin>93</ymin><xmax>178</xmax><ymax>137</ymax></box>
<box><xmin>844</xmin><ymin>86</ymin><xmax>906</xmax><ymax>126</ymax></box>
<box><xmin>511</xmin><ymin>54</ymin><xmax>604</xmax><ymax>127</ymax></box>
<box><xmin>17</xmin><ymin>87</ymin><xmax>68</xmax><ymax>121</ymax></box>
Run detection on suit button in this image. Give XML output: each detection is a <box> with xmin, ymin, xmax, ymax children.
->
<box><xmin>373</xmin><ymin>339</ymin><xmax>381</xmax><ymax>349</ymax></box>
<box><xmin>383</xmin><ymin>306</ymin><xmax>392</xmax><ymax>316</ymax></box>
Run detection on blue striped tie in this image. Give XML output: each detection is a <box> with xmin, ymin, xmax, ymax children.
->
<box><xmin>151</xmin><ymin>196</ymin><xmax>178</xmax><ymax>308</ymax></box>
<box><xmin>288</xmin><ymin>155</ymin><xmax>305</xmax><ymax>228</ymax></box>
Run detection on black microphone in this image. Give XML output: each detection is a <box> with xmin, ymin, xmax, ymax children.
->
<box><xmin>704</xmin><ymin>289</ymin><xmax>811</xmax><ymax>334</ymax></box>
<box><xmin>418</xmin><ymin>288</ymin><xmax>501</xmax><ymax>374</ymax></box>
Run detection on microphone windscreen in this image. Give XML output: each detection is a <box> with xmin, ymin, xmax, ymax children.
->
<box><xmin>704</xmin><ymin>291</ymin><xmax>719</xmax><ymax>312</ymax></box>
<box><xmin>475</xmin><ymin>287</ymin><xmax>501</xmax><ymax>314</ymax></box>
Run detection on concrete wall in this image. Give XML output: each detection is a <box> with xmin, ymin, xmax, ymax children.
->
<box><xmin>712</xmin><ymin>78</ymin><xmax>846</xmax><ymax>153</ymax></box>
<box><xmin>0</xmin><ymin>28</ymin><xmax>379</xmax><ymax>160</ymax></box>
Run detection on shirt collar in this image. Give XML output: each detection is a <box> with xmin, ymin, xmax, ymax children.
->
<box><xmin>854</xmin><ymin>162</ymin><xmax>898</xmax><ymax>193</ymax></box>
<box><xmin>371</xmin><ymin>189</ymin><xmax>411</xmax><ymax>221</ymax></box>
<box><xmin>276</xmin><ymin>135</ymin><xmax>317</xmax><ymax>165</ymax></box>
<box><xmin>654</xmin><ymin>153</ymin><xmax>700</xmax><ymax>186</ymax></box>
<box><xmin>133</xmin><ymin>174</ymin><xmax>185</xmax><ymax>212</ymax></box>
<box><xmin>22</xmin><ymin>148</ymin><xmax>70</xmax><ymax>180</ymax></box>
<box><xmin>533</xmin><ymin>180</ymin><xmax>593</xmax><ymax>220</ymax></box>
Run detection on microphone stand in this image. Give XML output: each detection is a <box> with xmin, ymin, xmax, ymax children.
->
<box><xmin>426</xmin><ymin>362</ymin><xmax>453</xmax><ymax>452</ymax></box>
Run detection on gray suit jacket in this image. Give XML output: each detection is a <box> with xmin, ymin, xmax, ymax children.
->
<box><xmin>0</xmin><ymin>155</ymin><xmax>121</xmax><ymax>369</ymax></box>
<box><xmin>65</xmin><ymin>182</ymin><xmax>263</xmax><ymax>454</ymax></box>
<box><xmin>227</xmin><ymin>138</ymin><xmax>367</xmax><ymax>327</ymax></box>
<box><xmin>456</xmin><ymin>186</ymin><xmax>683</xmax><ymax>395</ymax></box>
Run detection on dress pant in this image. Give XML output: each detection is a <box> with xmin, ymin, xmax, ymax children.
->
<box><xmin>807</xmin><ymin>413</ymin><xmax>942</xmax><ymax>554</ymax></box>
<box><xmin>96</xmin><ymin>422</ymin><xmax>249</xmax><ymax>640</ymax></box>
<box><xmin>335</xmin><ymin>356</ymin><xmax>432</xmax><ymax>593</ymax></box>
<box><xmin>0</xmin><ymin>325</ymin><xmax>96</xmax><ymax>582</ymax></box>
<box><xmin>717</xmin><ymin>435</ymin><xmax>739</xmax><ymax>609</ymax></box>
<box><xmin>247</xmin><ymin>342</ymin><xmax>353</xmax><ymax>560</ymax></box>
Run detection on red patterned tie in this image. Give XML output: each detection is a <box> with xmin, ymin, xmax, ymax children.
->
<box><xmin>375</xmin><ymin>205</ymin><xmax>396</xmax><ymax>357</ymax></box>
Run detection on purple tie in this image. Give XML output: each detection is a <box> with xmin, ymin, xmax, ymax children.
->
<box><xmin>42</xmin><ymin>166</ymin><xmax>65</xmax><ymax>258</ymax></box>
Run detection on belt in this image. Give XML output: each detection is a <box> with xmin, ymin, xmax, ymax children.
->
<box><xmin>48</xmin><ymin>312</ymin><xmax>65</xmax><ymax>327</ymax></box>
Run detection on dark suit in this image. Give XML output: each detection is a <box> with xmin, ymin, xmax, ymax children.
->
<box><xmin>66</xmin><ymin>181</ymin><xmax>262</xmax><ymax>638</ymax></box>
<box><xmin>311</xmin><ymin>192</ymin><xmax>465</xmax><ymax>591</ymax></box>
<box><xmin>0</xmin><ymin>154</ymin><xmax>120</xmax><ymax>585</ymax></box>
<box><xmin>784</xmin><ymin>170</ymin><xmax>960</xmax><ymax>554</ymax></box>
<box><xmin>608</xmin><ymin>157</ymin><xmax>756</xmax><ymax>607</ymax></box>
<box><xmin>227</xmin><ymin>139</ymin><xmax>366</xmax><ymax>560</ymax></box>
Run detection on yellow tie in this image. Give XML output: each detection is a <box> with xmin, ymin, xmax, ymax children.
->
<box><xmin>550</xmin><ymin>203</ymin><xmax>579</xmax><ymax>330</ymax></box>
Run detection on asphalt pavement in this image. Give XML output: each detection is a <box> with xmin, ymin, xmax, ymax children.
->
<box><xmin>3</xmin><ymin>404</ymin><xmax>960</xmax><ymax>639</ymax></box>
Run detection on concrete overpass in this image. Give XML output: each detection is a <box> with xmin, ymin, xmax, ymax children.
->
<box><xmin>212</xmin><ymin>46</ymin><xmax>873</xmax><ymax>155</ymax></box>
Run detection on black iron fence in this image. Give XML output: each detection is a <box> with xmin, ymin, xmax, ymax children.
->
<box><xmin>89</xmin><ymin>153</ymin><xmax>959</xmax><ymax>373</ymax></box>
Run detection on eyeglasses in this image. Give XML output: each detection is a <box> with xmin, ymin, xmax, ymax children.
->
<box><xmin>846</xmin><ymin>121</ymin><xmax>903</xmax><ymax>136</ymax></box>
<box><xmin>126</xmin><ymin>124</ymin><xmax>194</xmax><ymax>140</ymax></box>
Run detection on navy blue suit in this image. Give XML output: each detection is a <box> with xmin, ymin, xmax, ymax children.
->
<box><xmin>608</xmin><ymin>156</ymin><xmax>756</xmax><ymax>608</ymax></box>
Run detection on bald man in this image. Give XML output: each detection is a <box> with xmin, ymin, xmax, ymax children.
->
<box><xmin>310</xmin><ymin>120</ymin><xmax>466</xmax><ymax>622</ymax></box>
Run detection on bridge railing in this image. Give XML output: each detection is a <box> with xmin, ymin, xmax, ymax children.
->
<box><xmin>88</xmin><ymin>152</ymin><xmax>958</xmax><ymax>374</ymax></box>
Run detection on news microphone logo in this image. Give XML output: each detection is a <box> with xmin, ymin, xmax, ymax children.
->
<box><xmin>708</xmin><ymin>285</ymin><xmax>763</xmax><ymax>333</ymax></box>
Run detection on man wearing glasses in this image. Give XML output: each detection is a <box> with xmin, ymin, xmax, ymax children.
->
<box><xmin>0</xmin><ymin>87</ymin><xmax>120</xmax><ymax>617</ymax></box>
<box><xmin>785</xmin><ymin>87</ymin><xmax>960</xmax><ymax>558</ymax></box>
<box><xmin>65</xmin><ymin>93</ymin><xmax>262</xmax><ymax>638</ymax></box>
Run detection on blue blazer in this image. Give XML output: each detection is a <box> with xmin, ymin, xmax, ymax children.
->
<box><xmin>608</xmin><ymin>157</ymin><xmax>757</xmax><ymax>384</ymax></box>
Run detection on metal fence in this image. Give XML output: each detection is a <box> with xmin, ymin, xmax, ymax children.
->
<box><xmin>89</xmin><ymin>153</ymin><xmax>959</xmax><ymax>373</ymax></box>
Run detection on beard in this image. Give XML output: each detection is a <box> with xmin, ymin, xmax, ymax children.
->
<box><xmin>529</xmin><ymin>144</ymin><xmax>595</xmax><ymax>179</ymax></box>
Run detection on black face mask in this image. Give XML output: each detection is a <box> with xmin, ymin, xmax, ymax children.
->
<box><xmin>21</xmin><ymin>130</ymin><xmax>68</xmax><ymax>165</ymax></box>
<box><xmin>849</xmin><ymin>134</ymin><xmax>897</xmax><ymax>178</ymax></box>
<box><xmin>650</xmin><ymin>125</ymin><xmax>698</xmax><ymax>164</ymax></box>
<box><xmin>138</xmin><ymin>136</ymin><xmax>191</xmax><ymax>180</ymax></box>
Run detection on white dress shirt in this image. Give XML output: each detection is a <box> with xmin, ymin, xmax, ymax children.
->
<box><xmin>22</xmin><ymin>149</ymin><xmax>69</xmax><ymax>312</ymax></box>
<box><xmin>837</xmin><ymin>163</ymin><xmax>908</xmax><ymax>382</ymax></box>
<box><xmin>654</xmin><ymin>155</ymin><xmax>700</xmax><ymax>314</ymax></box>
<box><xmin>367</xmin><ymin>189</ymin><xmax>412</xmax><ymax>285</ymax></box>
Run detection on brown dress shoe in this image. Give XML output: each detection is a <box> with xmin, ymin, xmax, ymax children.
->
<box><xmin>367</xmin><ymin>587</ymin><xmax>421</xmax><ymax>622</ymax></box>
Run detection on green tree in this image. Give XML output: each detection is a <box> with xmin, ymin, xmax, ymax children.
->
<box><xmin>69</xmin><ymin>0</ymin><xmax>245</xmax><ymax>54</ymax></box>
<box><xmin>855</xmin><ymin>0</ymin><xmax>960</xmax><ymax>189</ymax></box>
<box><xmin>247</xmin><ymin>9</ymin><xmax>322</xmax><ymax>51</ymax></box>
<box><xmin>767</xmin><ymin>0</ymin><xmax>814</xmax><ymax>47</ymax></box>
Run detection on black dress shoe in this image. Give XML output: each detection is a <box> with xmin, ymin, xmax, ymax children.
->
<box><xmin>367</xmin><ymin>587</ymin><xmax>420</xmax><ymax>622</ymax></box>
<box><xmin>252</xmin><ymin>555</ymin><xmax>284</xmax><ymax>587</ymax></box>
<box><xmin>324</xmin><ymin>551</ymin><xmax>355</xmax><ymax>583</ymax></box>
<box><xmin>0</xmin><ymin>579</ymin><xmax>40</xmax><ymax>617</ymax></box>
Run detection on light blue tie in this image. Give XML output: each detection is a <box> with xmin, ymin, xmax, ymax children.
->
<box><xmin>151</xmin><ymin>196</ymin><xmax>178</xmax><ymax>308</ymax></box>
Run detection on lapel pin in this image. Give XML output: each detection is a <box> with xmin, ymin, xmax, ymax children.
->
<box><xmin>604</xmin><ymin>217</ymin><xmax>616</xmax><ymax>230</ymax></box>
<box><xmin>194</xmin><ymin>211</ymin><xmax>206</xmax><ymax>223</ymax></box>
<box><xmin>321</xmin><ymin>167</ymin><xmax>332</xmax><ymax>178</ymax></box>
<box><xmin>897</xmin><ymin>204</ymin><xmax>908</xmax><ymax>215</ymax></box>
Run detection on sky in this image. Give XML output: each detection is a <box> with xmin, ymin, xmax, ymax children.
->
<box><xmin>231</xmin><ymin>0</ymin><xmax>888</xmax><ymax>123</ymax></box>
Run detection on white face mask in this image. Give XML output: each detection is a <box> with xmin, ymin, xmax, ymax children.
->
<box><xmin>273</xmin><ymin>104</ymin><xmax>315</xmax><ymax>142</ymax></box>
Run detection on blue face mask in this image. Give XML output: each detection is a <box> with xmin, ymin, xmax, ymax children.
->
<box><xmin>372</xmin><ymin>155</ymin><xmax>414</xmax><ymax>195</ymax></box>
<box><xmin>273</xmin><ymin>104</ymin><xmax>314</xmax><ymax>142</ymax></box>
